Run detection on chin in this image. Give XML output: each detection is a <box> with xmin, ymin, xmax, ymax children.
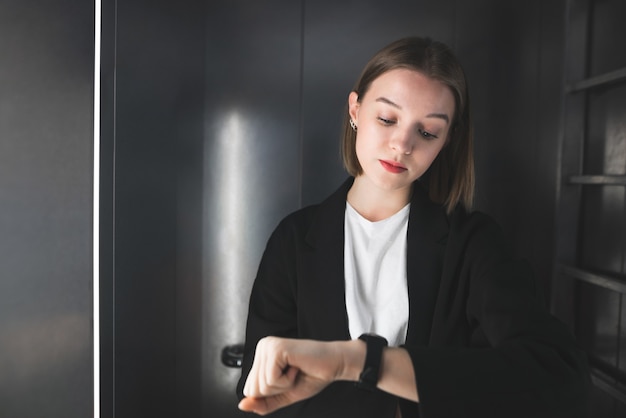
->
<box><xmin>373</xmin><ymin>178</ymin><xmax>413</xmax><ymax>192</ymax></box>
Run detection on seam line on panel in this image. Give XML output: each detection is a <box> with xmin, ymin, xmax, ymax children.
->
<box><xmin>297</xmin><ymin>0</ymin><xmax>306</xmax><ymax>208</ymax></box>
<box><xmin>618</xmin><ymin>296</ymin><xmax>623</xmax><ymax>371</ymax></box>
<box><xmin>112</xmin><ymin>0</ymin><xmax>118</xmax><ymax>414</ymax></box>
<box><xmin>452</xmin><ymin>0</ymin><xmax>458</xmax><ymax>51</ymax></box>
<box><xmin>93</xmin><ymin>0</ymin><xmax>102</xmax><ymax>417</ymax></box>
<box><xmin>533</xmin><ymin>1</ymin><xmax>543</xmax><ymax>271</ymax></box>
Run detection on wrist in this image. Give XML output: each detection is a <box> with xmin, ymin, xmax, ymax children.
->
<box><xmin>337</xmin><ymin>339</ymin><xmax>367</xmax><ymax>382</ymax></box>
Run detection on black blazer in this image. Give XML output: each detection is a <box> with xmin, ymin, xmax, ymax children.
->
<box><xmin>238</xmin><ymin>178</ymin><xmax>589</xmax><ymax>418</ymax></box>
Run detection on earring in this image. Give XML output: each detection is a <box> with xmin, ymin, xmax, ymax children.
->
<box><xmin>349</xmin><ymin>119</ymin><xmax>357</xmax><ymax>131</ymax></box>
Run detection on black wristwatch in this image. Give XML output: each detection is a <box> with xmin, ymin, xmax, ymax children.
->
<box><xmin>356</xmin><ymin>333</ymin><xmax>388</xmax><ymax>391</ymax></box>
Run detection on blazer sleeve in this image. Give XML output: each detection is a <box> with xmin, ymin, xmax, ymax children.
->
<box><xmin>405</xmin><ymin>213</ymin><xmax>591</xmax><ymax>418</ymax></box>
<box><xmin>236</xmin><ymin>215</ymin><xmax>300</xmax><ymax>400</ymax></box>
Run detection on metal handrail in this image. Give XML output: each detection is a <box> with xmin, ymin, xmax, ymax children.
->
<box><xmin>568</xmin><ymin>175</ymin><xmax>626</xmax><ymax>185</ymax></box>
<box><xmin>559</xmin><ymin>264</ymin><xmax>626</xmax><ymax>294</ymax></box>
<box><xmin>566</xmin><ymin>67</ymin><xmax>626</xmax><ymax>93</ymax></box>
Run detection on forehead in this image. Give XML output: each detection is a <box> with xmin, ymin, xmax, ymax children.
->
<box><xmin>364</xmin><ymin>68</ymin><xmax>455</xmax><ymax>115</ymax></box>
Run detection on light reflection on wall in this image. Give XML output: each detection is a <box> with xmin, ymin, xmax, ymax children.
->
<box><xmin>217</xmin><ymin>110</ymin><xmax>246</xmax><ymax>319</ymax></box>
<box><xmin>203</xmin><ymin>108</ymin><xmax>251</xmax><ymax>395</ymax></box>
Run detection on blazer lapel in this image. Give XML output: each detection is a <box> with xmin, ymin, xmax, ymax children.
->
<box><xmin>405</xmin><ymin>183</ymin><xmax>449</xmax><ymax>346</ymax></box>
<box><xmin>298</xmin><ymin>178</ymin><xmax>353</xmax><ymax>341</ymax></box>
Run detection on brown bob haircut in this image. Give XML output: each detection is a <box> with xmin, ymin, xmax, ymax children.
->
<box><xmin>341</xmin><ymin>36</ymin><xmax>474</xmax><ymax>213</ymax></box>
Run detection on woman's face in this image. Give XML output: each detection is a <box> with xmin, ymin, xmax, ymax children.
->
<box><xmin>348</xmin><ymin>68</ymin><xmax>455</xmax><ymax>193</ymax></box>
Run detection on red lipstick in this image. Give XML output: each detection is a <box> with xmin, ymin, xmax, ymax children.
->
<box><xmin>379</xmin><ymin>160</ymin><xmax>407</xmax><ymax>174</ymax></box>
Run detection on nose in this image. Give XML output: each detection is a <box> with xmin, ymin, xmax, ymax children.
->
<box><xmin>390</xmin><ymin>128</ymin><xmax>414</xmax><ymax>155</ymax></box>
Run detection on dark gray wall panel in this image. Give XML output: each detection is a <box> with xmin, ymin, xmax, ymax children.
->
<box><xmin>529</xmin><ymin>0</ymin><xmax>568</xmax><ymax>291</ymax></box>
<box><xmin>106</xmin><ymin>0</ymin><xmax>207</xmax><ymax>417</ymax></box>
<box><xmin>556</xmin><ymin>0</ymin><xmax>626</xmax><ymax>412</ymax></box>
<box><xmin>455</xmin><ymin>0</ymin><xmax>566</xmax><ymax>291</ymax></box>
<box><xmin>590</xmin><ymin>0</ymin><xmax>626</xmax><ymax>76</ymax></box>
<box><xmin>174</xmin><ymin>5</ymin><xmax>207</xmax><ymax>418</ymax></box>
<box><xmin>202</xmin><ymin>2</ymin><xmax>302</xmax><ymax>416</ymax></box>
<box><xmin>456</xmin><ymin>1</ymin><xmax>539</xmax><ymax>251</ymax></box>
<box><xmin>0</xmin><ymin>1</ymin><xmax>94</xmax><ymax>417</ymax></box>
<box><xmin>621</xmin><ymin>292</ymin><xmax>626</xmax><ymax>379</ymax></box>
<box><xmin>577</xmin><ymin>64</ymin><xmax>626</xmax><ymax>404</ymax></box>
<box><xmin>580</xmin><ymin>85</ymin><xmax>626</xmax><ymax>276</ymax></box>
<box><xmin>99</xmin><ymin>2</ymin><xmax>115</xmax><ymax>416</ymax></box>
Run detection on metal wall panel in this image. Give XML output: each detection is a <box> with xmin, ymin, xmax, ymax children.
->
<box><xmin>456</xmin><ymin>0</ymin><xmax>566</xmax><ymax>293</ymax></box>
<box><xmin>202</xmin><ymin>2</ymin><xmax>303</xmax><ymax>416</ymax></box>
<box><xmin>0</xmin><ymin>1</ymin><xmax>94</xmax><ymax>417</ymax></box>
<box><xmin>577</xmin><ymin>59</ymin><xmax>626</xmax><ymax>417</ymax></box>
<box><xmin>581</xmin><ymin>85</ymin><xmax>626</xmax><ymax>275</ymax></box>
<box><xmin>589</xmin><ymin>0</ymin><xmax>626</xmax><ymax>77</ymax></box>
<box><xmin>102</xmin><ymin>0</ymin><xmax>207</xmax><ymax>417</ymax></box>
<box><xmin>555</xmin><ymin>0</ymin><xmax>626</xmax><ymax>414</ymax></box>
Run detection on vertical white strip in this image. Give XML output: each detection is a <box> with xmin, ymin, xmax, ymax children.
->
<box><xmin>93</xmin><ymin>0</ymin><xmax>102</xmax><ymax>417</ymax></box>
<box><xmin>218</xmin><ymin>111</ymin><xmax>245</xmax><ymax>314</ymax></box>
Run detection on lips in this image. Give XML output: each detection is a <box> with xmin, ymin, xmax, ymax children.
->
<box><xmin>379</xmin><ymin>159</ymin><xmax>407</xmax><ymax>174</ymax></box>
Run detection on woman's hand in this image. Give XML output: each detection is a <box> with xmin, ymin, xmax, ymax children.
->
<box><xmin>238</xmin><ymin>336</ymin><xmax>418</xmax><ymax>415</ymax></box>
<box><xmin>238</xmin><ymin>337</ymin><xmax>361</xmax><ymax>415</ymax></box>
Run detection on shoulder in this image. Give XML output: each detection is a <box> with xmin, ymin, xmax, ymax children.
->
<box><xmin>444</xmin><ymin>207</ymin><xmax>514</xmax><ymax>273</ymax></box>
<box><xmin>270</xmin><ymin>178</ymin><xmax>352</xmax><ymax>244</ymax></box>
<box><xmin>448</xmin><ymin>208</ymin><xmax>507</xmax><ymax>248</ymax></box>
<box><xmin>271</xmin><ymin>204</ymin><xmax>320</xmax><ymax>240</ymax></box>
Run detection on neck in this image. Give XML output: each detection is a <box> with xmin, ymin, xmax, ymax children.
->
<box><xmin>347</xmin><ymin>176</ymin><xmax>412</xmax><ymax>222</ymax></box>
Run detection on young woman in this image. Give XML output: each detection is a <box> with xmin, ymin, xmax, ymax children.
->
<box><xmin>236</xmin><ymin>37</ymin><xmax>589</xmax><ymax>418</ymax></box>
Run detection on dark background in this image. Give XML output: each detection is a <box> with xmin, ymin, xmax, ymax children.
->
<box><xmin>1</xmin><ymin>0</ymin><xmax>624</xmax><ymax>417</ymax></box>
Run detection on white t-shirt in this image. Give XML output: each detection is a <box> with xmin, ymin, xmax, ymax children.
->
<box><xmin>344</xmin><ymin>202</ymin><xmax>410</xmax><ymax>346</ymax></box>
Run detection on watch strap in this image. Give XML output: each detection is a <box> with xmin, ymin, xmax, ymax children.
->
<box><xmin>356</xmin><ymin>333</ymin><xmax>388</xmax><ymax>391</ymax></box>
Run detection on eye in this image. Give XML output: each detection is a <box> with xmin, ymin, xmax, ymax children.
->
<box><xmin>419</xmin><ymin>129</ymin><xmax>438</xmax><ymax>140</ymax></box>
<box><xmin>377</xmin><ymin>117</ymin><xmax>396</xmax><ymax>126</ymax></box>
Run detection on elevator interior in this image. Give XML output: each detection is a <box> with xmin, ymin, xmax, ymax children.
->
<box><xmin>1</xmin><ymin>1</ymin><xmax>625</xmax><ymax>417</ymax></box>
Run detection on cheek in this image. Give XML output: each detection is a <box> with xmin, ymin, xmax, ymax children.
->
<box><xmin>416</xmin><ymin>143</ymin><xmax>446</xmax><ymax>168</ymax></box>
<box><xmin>354</xmin><ymin>133</ymin><xmax>374</xmax><ymax>160</ymax></box>
<box><xmin>430</xmin><ymin>141</ymin><xmax>447</xmax><ymax>159</ymax></box>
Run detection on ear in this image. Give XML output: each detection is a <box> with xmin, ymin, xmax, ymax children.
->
<box><xmin>348</xmin><ymin>91</ymin><xmax>360</xmax><ymax>124</ymax></box>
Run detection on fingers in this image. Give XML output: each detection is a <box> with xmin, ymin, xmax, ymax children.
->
<box><xmin>238</xmin><ymin>391</ymin><xmax>299</xmax><ymax>416</ymax></box>
<box><xmin>243</xmin><ymin>337</ymin><xmax>296</xmax><ymax>398</ymax></box>
<box><xmin>238</xmin><ymin>396</ymin><xmax>269</xmax><ymax>415</ymax></box>
<box><xmin>240</xmin><ymin>337</ymin><xmax>343</xmax><ymax>415</ymax></box>
<box><xmin>240</xmin><ymin>339</ymin><xmax>300</xmax><ymax>416</ymax></box>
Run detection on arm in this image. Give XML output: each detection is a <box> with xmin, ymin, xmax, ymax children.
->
<box><xmin>238</xmin><ymin>337</ymin><xmax>418</xmax><ymax>416</ymax></box>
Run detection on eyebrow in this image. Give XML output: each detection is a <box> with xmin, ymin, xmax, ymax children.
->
<box><xmin>375</xmin><ymin>96</ymin><xmax>450</xmax><ymax>124</ymax></box>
